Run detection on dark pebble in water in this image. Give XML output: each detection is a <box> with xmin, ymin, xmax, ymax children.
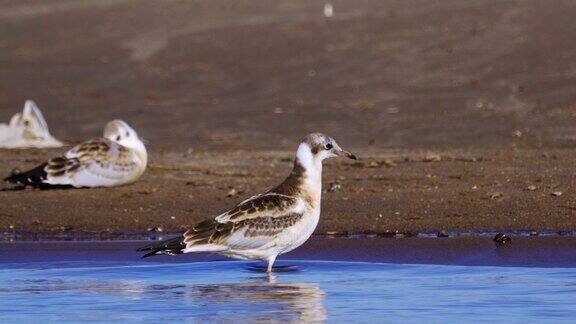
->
<box><xmin>493</xmin><ymin>233</ymin><xmax>511</xmax><ymax>245</ymax></box>
<box><xmin>437</xmin><ymin>230</ymin><xmax>449</xmax><ymax>238</ymax></box>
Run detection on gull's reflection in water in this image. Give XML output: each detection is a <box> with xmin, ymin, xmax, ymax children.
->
<box><xmin>186</xmin><ymin>273</ymin><xmax>327</xmax><ymax>322</ymax></box>
<box><xmin>46</xmin><ymin>264</ymin><xmax>326</xmax><ymax>321</ymax></box>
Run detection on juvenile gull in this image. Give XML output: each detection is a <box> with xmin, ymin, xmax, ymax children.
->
<box><xmin>137</xmin><ymin>133</ymin><xmax>356</xmax><ymax>272</ymax></box>
<box><xmin>0</xmin><ymin>100</ymin><xmax>63</xmax><ymax>148</ymax></box>
<box><xmin>4</xmin><ymin>120</ymin><xmax>147</xmax><ymax>189</ymax></box>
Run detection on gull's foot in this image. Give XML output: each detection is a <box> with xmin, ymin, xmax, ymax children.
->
<box><xmin>246</xmin><ymin>264</ymin><xmax>300</xmax><ymax>273</ymax></box>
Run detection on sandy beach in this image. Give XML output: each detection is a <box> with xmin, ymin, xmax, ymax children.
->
<box><xmin>2</xmin><ymin>147</ymin><xmax>576</xmax><ymax>235</ymax></box>
<box><xmin>1</xmin><ymin>0</ymin><xmax>576</xmax><ymax>235</ymax></box>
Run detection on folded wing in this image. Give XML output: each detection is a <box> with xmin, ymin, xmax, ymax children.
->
<box><xmin>45</xmin><ymin>138</ymin><xmax>139</xmax><ymax>186</ymax></box>
<box><xmin>184</xmin><ymin>193</ymin><xmax>305</xmax><ymax>251</ymax></box>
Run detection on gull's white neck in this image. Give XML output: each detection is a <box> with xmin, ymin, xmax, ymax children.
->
<box><xmin>295</xmin><ymin>143</ymin><xmax>323</xmax><ymax>202</ymax></box>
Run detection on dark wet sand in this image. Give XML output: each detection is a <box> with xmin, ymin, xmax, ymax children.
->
<box><xmin>1</xmin><ymin>0</ymin><xmax>576</xmax><ymax>234</ymax></box>
<box><xmin>1</xmin><ymin>237</ymin><xmax>576</xmax><ymax>268</ymax></box>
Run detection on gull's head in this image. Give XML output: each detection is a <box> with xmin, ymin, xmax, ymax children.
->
<box><xmin>297</xmin><ymin>133</ymin><xmax>356</xmax><ymax>165</ymax></box>
<box><xmin>103</xmin><ymin>120</ymin><xmax>146</xmax><ymax>153</ymax></box>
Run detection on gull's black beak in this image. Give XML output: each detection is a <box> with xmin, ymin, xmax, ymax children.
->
<box><xmin>337</xmin><ymin>149</ymin><xmax>357</xmax><ymax>160</ymax></box>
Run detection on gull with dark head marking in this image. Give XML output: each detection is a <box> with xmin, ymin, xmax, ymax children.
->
<box><xmin>4</xmin><ymin>120</ymin><xmax>147</xmax><ymax>189</ymax></box>
<box><xmin>137</xmin><ymin>133</ymin><xmax>356</xmax><ymax>272</ymax></box>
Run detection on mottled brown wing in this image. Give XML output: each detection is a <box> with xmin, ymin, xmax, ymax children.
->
<box><xmin>184</xmin><ymin>194</ymin><xmax>304</xmax><ymax>250</ymax></box>
<box><xmin>45</xmin><ymin>138</ymin><xmax>136</xmax><ymax>181</ymax></box>
<box><xmin>217</xmin><ymin>194</ymin><xmax>298</xmax><ymax>222</ymax></box>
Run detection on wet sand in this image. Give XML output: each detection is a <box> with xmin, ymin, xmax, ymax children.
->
<box><xmin>2</xmin><ymin>147</ymin><xmax>576</xmax><ymax>234</ymax></box>
<box><xmin>1</xmin><ymin>0</ymin><xmax>576</xmax><ymax>234</ymax></box>
<box><xmin>2</xmin><ymin>237</ymin><xmax>576</xmax><ymax>268</ymax></box>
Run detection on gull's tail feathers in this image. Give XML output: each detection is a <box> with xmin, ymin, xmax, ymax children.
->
<box><xmin>3</xmin><ymin>162</ymin><xmax>72</xmax><ymax>189</ymax></box>
<box><xmin>137</xmin><ymin>220</ymin><xmax>230</xmax><ymax>258</ymax></box>
<box><xmin>137</xmin><ymin>235</ymin><xmax>187</xmax><ymax>258</ymax></box>
<box><xmin>4</xmin><ymin>163</ymin><xmax>48</xmax><ymax>188</ymax></box>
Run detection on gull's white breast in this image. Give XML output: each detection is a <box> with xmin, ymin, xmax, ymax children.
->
<box><xmin>274</xmin><ymin>204</ymin><xmax>320</xmax><ymax>255</ymax></box>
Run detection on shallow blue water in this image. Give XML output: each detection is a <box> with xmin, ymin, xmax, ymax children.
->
<box><xmin>1</xmin><ymin>260</ymin><xmax>575</xmax><ymax>323</ymax></box>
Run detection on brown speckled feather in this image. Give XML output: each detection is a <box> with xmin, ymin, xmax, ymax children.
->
<box><xmin>45</xmin><ymin>138</ymin><xmax>137</xmax><ymax>179</ymax></box>
<box><xmin>183</xmin><ymin>193</ymin><xmax>304</xmax><ymax>249</ymax></box>
<box><xmin>223</xmin><ymin>194</ymin><xmax>298</xmax><ymax>222</ymax></box>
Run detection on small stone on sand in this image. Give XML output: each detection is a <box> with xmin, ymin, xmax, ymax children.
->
<box><xmin>437</xmin><ymin>230</ymin><xmax>449</xmax><ymax>238</ymax></box>
<box><xmin>489</xmin><ymin>192</ymin><xmax>503</xmax><ymax>199</ymax></box>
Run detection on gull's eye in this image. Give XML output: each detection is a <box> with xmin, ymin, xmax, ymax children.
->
<box><xmin>324</xmin><ymin>143</ymin><xmax>333</xmax><ymax>150</ymax></box>
<box><xmin>125</xmin><ymin>131</ymin><xmax>130</xmax><ymax>137</ymax></box>
<box><xmin>116</xmin><ymin>135</ymin><xmax>121</xmax><ymax>141</ymax></box>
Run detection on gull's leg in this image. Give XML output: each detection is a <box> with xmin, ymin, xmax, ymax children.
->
<box><xmin>267</xmin><ymin>255</ymin><xmax>277</xmax><ymax>273</ymax></box>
